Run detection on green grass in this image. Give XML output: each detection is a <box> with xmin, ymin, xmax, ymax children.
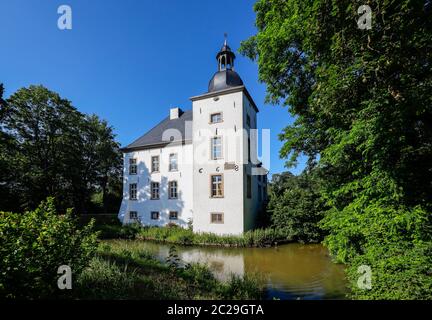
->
<box><xmin>74</xmin><ymin>240</ymin><xmax>264</xmax><ymax>300</ymax></box>
<box><xmin>136</xmin><ymin>225</ymin><xmax>288</xmax><ymax>247</ymax></box>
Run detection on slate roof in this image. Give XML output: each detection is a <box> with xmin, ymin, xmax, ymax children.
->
<box><xmin>122</xmin><ymin>110</ymin><xmax>193</xmax><ymax>151</ymax></box>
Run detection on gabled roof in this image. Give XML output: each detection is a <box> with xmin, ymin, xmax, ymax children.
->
<box><xmin>122</xmin><ymin>110</ymin><xmax>193</xmax><ymax>152</ymax></box>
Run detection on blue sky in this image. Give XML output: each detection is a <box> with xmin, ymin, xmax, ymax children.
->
<box><xmin>0</xmin><ymin>0</ymin><xmax>306</xmax><ymax>176</ymax></box>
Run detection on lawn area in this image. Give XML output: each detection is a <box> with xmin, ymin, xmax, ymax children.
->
<box><xmin>74</xmin><ymin>240</ymin><xmax>264</xmax><ymax>300</ymax></box>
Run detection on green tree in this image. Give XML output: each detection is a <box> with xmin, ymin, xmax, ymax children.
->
<box><xmin>2</xmin><ymin>85</ymin><xmax>122</xmax><ymax>213</ymax></box>
<box><xmin>241</xmin><ymin>0</ymin><xmax>432</xmax><ymax>299</ymax></box>
<box><xmin>268</xmin><ymin>170</ymin><xmax>326</xmax><ymax>243</ymax></box>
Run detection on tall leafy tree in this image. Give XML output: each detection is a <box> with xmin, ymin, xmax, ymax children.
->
<box><xmin>268</xmin><ymin>170</ymin><xmax>327</xmax><ymax>243</ymax></box>
<box><xmin>3</xmin><ymin>85</ymin><xmax>122</xmax><ymax>214</ymax></box>
<box><xmin>241</xmin><ymin>0</ymin><xmax>432</xmax><ymax>298</ymax></box>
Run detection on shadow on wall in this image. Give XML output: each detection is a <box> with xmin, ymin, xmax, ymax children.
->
<box><xmin>118</xmin><ymin>156</ymin><xmax>186</xmax><ymax>227</ymax></box>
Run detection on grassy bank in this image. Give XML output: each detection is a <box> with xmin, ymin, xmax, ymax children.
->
<box><xmin>74</xmin><ymin>240</ymin><xmax>264</xmax><ymax>299</ymax></box>
<box><xmin>96</xmin><ymin>223</ymin><xmax>289</xmax><ymax>247</ymax></box>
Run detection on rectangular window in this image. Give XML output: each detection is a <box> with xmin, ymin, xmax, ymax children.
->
<box><xmin>129</xmin><ymin>158</ymin><xmax>137</xmax><ymax>175</ymax></box>
<box><xmin>211</xmin><ymin>174</ymin><xmax>223</xmax><ymax>198</ymax></box>
<box><xmin>211</xmin><ymin>136</ymin><xmax>222</xmax><ymax>160</ymax></box>
<box><xmin>246</xmin><ymin>114</ymin><xmax>251</xmax><ymax>127</ymax></box>
<box><xmin>169</xmin><ymin>153</ymin><xmax>178</xmax><ymax>171</ymax></box>
<box><xmin>151</xmin><ymin>211</ymin><xmax>159</xmax><ymax>220</ymax></box>
<box><xmin>210</xmin><ymin>112</ymin><xmax>223</xmax><ymax>123</ymax></box>
<box><xmin>151</xmin><ymin>182</ymin><xmax>159</xmax><ymax>199</ymax></box>
<box><xmin>258</xmin><ymin>185</ymin><xmax>262</xmax><ymax>202</ymax></box>
<box><xmin>151</xmin><ymin>156</ymin><xmax>159</xmax><ymax>173</ymax></box>
<box><xmin>211</xmin><ymin>213</ymin><xmax>224</xmax><ymax>224</ymax></box>
<box><xmin>169</xmin><ymin>181</ymin><xmax>178</xmax><ymax>199</ymax></box>
<box><xmin>169</xmin><ymin>211</ymin><xmax>178</xmax><ymax>220</ymax></box>
<box><xmin>129</xmin><ymin>183</ymin><xmax>137</xmax><ymax>200</ymax></box>
<box><xmin>247</xmin><ymin>175</ymin><xmax>252</xmax><ymax>199</ymax></box>
<box><xmin>129</xmin><ymin>211</ymin><xmax>138</xmax><ymax>220</ymax></box>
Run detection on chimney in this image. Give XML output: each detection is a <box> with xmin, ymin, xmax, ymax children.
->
<box><xmin>170</xmin><ymin>107</ymin><xmax>182</xmax><ymax>120</ymax></box>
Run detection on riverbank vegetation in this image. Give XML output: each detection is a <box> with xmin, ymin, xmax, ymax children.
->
<box><xmin>95</xmin><ymin>221</ymin><xmax>288</xmax><ymax>247</ymax></box>
<box><xmin>0</xmin><ymin>199</ymin><xmax>263</xmax><ymax>299</ymax></box>
<box><xmin>241</xmin><ymin>0</ymin><xmax>432</xmax><ymax>299</ymax></box>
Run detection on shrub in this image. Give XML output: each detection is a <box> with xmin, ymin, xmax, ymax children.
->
<box><xmin>0</xmin><ymin>198</ymin><xmax>98</xmax><ymax>299</ymax></box>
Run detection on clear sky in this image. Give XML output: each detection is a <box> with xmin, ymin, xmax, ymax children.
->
<box><xmin>0</xmin><ymin>0</ymin><xmax>306</xmax><ymax>176</ymax></box>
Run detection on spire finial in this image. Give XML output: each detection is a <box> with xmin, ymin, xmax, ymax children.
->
<box><xmin>224</xmin><ymin>32</ymin><xmax>228</xmax><ymax>46</ymax></box>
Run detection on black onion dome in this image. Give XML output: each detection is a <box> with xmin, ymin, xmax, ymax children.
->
<box><xmin>208</xmin><ymin>69</ymin><xmax>244</xmax><ymax>92</ymax></box>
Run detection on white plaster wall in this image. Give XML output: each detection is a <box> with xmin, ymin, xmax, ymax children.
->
<box><xmin>192</xmin><ymin>91</ymin><xmax>246</xmax><ymax>235</ymax></box>
<box><xmin>118</xmin><ymin>143</ymin><xmax>194</xmax><ymax>228</ymax></box>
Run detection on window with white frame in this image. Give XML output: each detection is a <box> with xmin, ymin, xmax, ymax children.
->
<box><xmin>129</xmin><ymin>158</ymin><xmax>137</xmax><ymax>175</ymax></box>
<box><xmin>169</xmin><ymin>211</ymin><xmax>178</xmax><ymax>220</ymax></box>
<box><xmin>169</xmin><ymin>181</ymin><xmax>178</xmax><ymax>199</ymax></box>
<box><xmin>151</xmin><ymin>156</ymin><xmax>159</xmax><ymax>172</ymax></box>
<box><xmin>211</xmin><ymin>136</ymin><xmax>222</xmax><ymax>160</ymax></box>
<box><xmin>129</xmin><ymin>211</ymin><xmax>138</xmax><ymax>220</ymax></box>
<box><xmin>169</xmin><ymin>153</ymin><xmax>178</xmax><ymax>171</ymax></box>
<box><xmin>151</xmin><ymin>211</ymin><xmax>159</xmax><ymax>220</ymax></box>
<box><xmin>210</xmin><ymin>112</ymin><xmax>223</xmax><ymax>124</ymax></box>
<box><xmin>211</xmin><ymin>213</ymin><xmax>224</xmax><ymax>224</ymax></box>
<box><xmin>129</xmin><ymin>183</ymin><xmax>137</xmax><ymax>200</ymax></box>
<box><xmin>211</xmin><ymin>174</ymin><xmax>223</xmax><ymax>197</ymax></box>
<box><xmin>151</xmin><ymin>182</ymin><xmax>159</xmax><ymax>199</ymax></box>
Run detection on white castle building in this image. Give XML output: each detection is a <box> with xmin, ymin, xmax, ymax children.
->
<box><xmin>118</xmin><ymin>40</ymin><xmax>268</xmax><ymax>235</ymax></box>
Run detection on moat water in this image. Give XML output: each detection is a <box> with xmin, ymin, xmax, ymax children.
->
<box><xmin>127</xmin><ymin>241</ymin><xmax>349</xmax><ymax>300</ymax></box>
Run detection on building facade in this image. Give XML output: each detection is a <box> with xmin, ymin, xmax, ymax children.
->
<box><xmin>118</xmin><ymin>40</ymin><xmax>267</xmax><ymax>235</ymax></box>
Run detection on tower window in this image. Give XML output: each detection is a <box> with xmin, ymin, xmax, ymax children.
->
<box><xmin>129</xmin><ymin>158</ymin><xmax>137</xmax><ymax>175</ymax></box>
<box><xmin>129</xmin><ymin>183</ymin><xmax>137</xmax><ymax>200</ymax></box>
<box><xmin>246</xmin><ymin>114</ymin><xmax>251</xmax><ymax>127</ymax></box>
<box><xmin>211</xmin><ymin>137</ymin><xmax>222</xmax><ymax>160</ymax></box>
<box><xmin>169</xmin><ymin>153</ymin><xmax>178</xmax><ymax>171</ymax></box>
<box><xmin>151</xmin><ymin>182</ymin><xmax>159</xmax><ymax>199</ymax></box>
<box><xmin>210</xmin><ymin>112</ymin><xmax>223</xmax><ymax>124</ymax></box>
<box><xmin>169</xmin><ymin>181</ymin><xmax>178</xmax><ymax>199</ymax></box>
<box><xmin>211</xmin><ymin>174</ymin><xmax>224</xmax><ymax>198</ymax></box>
<box><xmin>211</xmin><ymin>213</ymin><xmax>224</xmax><ymax>224</ymax></box>
<box><xmin>151</xmin><ymin>156</ymin><xmax>159</xmax><ymax>173</ymax></box>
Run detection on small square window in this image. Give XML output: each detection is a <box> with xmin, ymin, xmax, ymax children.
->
<box><xmin>151</xmin><ymin>156</ymin><xmax>160</xmax><ymax>172</ymax></box>
<box><xmin>210</xmin><ymin>112</ymin><xmax>223</xmax><ymax>123</ymax></box>
<box><xmin>151</xmin><ymin>211</ymin><xmax>159</xmax><ymax>220</ymax></box>
<box><xmin>129</xmin><ymin>183</ymin><xmax>137</xmax><ymax>200</ymax></box>
<box><xmin>169</xmin><ymin>211</ymin><xmax>178</xmax><ymax>220</ymax></box>
<box><xmin>129</xmin><ymin>158</ymin><xmax>137</xmax><ymax>175</ymax></box>
<box><xmin>151</xmin><ymin>182</ymin><xmax>160</xmax><ymax>199</ymax></box>
<box><xmin>129</xmin><ymin>211</ymin><xmax>138</xmax><ymax>220</ymax></box>
<box><xmin>211</xmin><ymin>213</ymin><xmax>224</xmax><ymax>224</ymax></box>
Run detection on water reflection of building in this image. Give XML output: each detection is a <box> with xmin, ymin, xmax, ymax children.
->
<box><xmin>180</xmin><ymin>249</ymin><xmax>245</xmax><ymax>281</ymax></box>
